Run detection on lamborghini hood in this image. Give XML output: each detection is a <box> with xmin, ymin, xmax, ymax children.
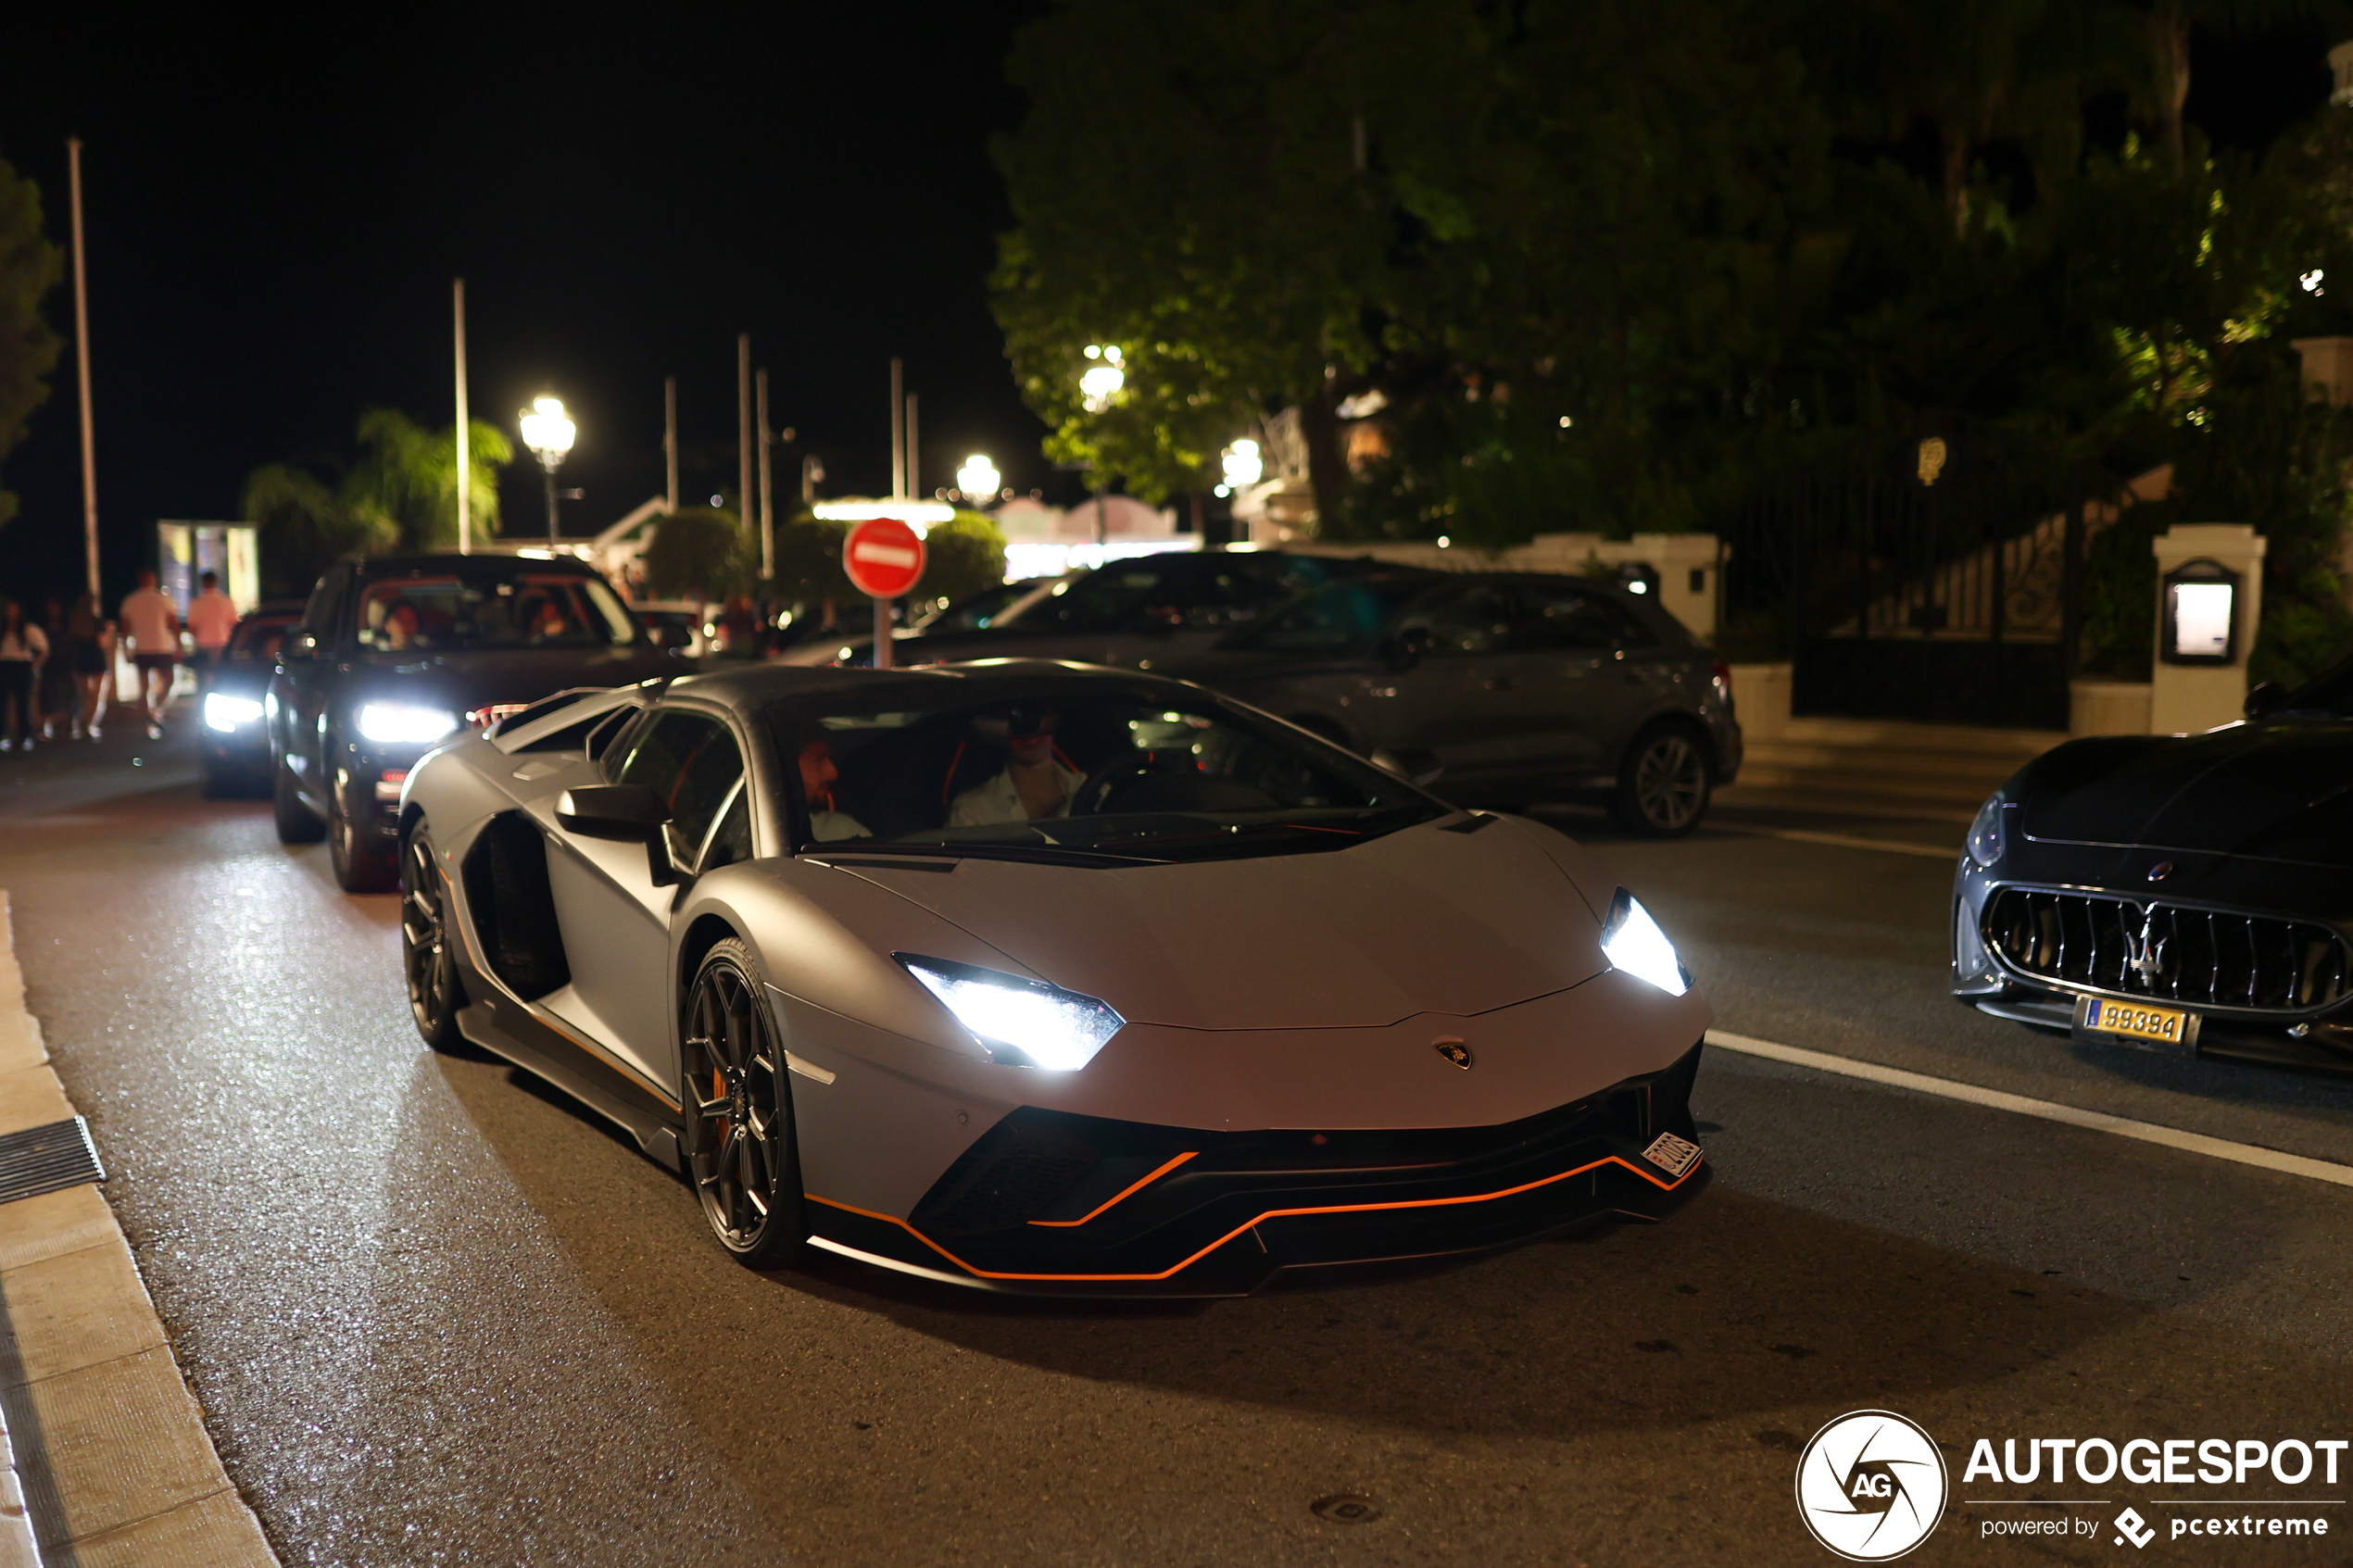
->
<box><xmin>830</xmin><ymin>818</ymin><xmax>1610</xmax><ymax>1030</ymax></box>
<box><xmin>2020</xmin><ymin>721</ymin><xmax>2353</xmax><ymax>871</ymax></box>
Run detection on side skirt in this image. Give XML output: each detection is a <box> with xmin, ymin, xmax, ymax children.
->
<box><xmin>449</xmin><ymin>972</ymin><xmax>683</xmax><ymax>1169</ymax></box>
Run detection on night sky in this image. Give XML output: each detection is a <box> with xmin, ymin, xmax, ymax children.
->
<box><xmin>0</xmin><ymin>4</ymin><xmax>2336</xmax><ymax>604</ymax></box>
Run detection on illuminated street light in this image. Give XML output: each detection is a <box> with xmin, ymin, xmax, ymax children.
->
<box><xmin>1079</xmin><ymin>345</ymin><xmax>1125</xmax><ymax>413</ymax></box>
<box><xmin>519</xmin><ymin>395</ymin><xmax>577</xmax><ymax>543</ymax></box>
<box><xmin>955</xmin><ymin>453</ymin><xmax>1000</xmax><ymax>504</ymax></box>
<box><xmin>1221</xmin><ymin>438</ymin><xmax>1263</xmax><ymax>489</ymax></box>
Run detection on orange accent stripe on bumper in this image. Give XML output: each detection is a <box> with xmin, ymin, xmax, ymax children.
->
<box><xmin>1027</xmin><ymin>1151</ymin><xmax>1198</xmax><ymax>1228</ymax></box>
<box><xmin>810</xmin><ymin>1149</ymin><xmax>1700</xmax><ymax>1284</ymax></box>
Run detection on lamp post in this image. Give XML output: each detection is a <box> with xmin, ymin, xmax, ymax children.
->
<box><xmin>518</xmin><ymin>395</ymin><xmax>576</xmax><ymax>544</ymax></box>
<box><xmin>955</xmin><ymin>453</ymin><xmax>1000</xmax><ymax>506</ymax></box>
<box><xmin>1078</xmin><ymin>345</ymin><xmax>1124</xmax><ymax>546</ymax></box>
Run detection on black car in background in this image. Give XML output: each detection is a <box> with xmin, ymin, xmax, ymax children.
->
<box><xmin>1162</xmin><ymin>570</ymin><xmax>1742</xmax><ymax>834</ymax></box>
<box><xmin>196</xmin><ymin>600</ymin><xmax>304</xmax><ymax>797</ymax></box>
<box><xmin>815</xmin><ymin>549</ymin><xmax>1374</xmax><ymax>671</ymax></box>
<box><xmin>1954</xmin><ymin>654</ymin><xmax>2353</xmax><ymax>1074</ymax></box>
<box><xmin>270</xmin><ymin>553</ymin><xmax>677</xmax><ymax>892</ymax></box>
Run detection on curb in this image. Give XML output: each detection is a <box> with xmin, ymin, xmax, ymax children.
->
<box><xmin>0</xmin><ymin>894</ymin><xmax>277</xmax><ymax>1566</ymax></box>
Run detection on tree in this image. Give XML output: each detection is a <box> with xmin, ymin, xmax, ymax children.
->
<box><xmin>0</xmin><ymin>157</ymin><xmax>61</xmax><ymax>534</ymax></box>
<box><xmin>241</xmin><ymin>409</ymin><xmax>511</xmax><ymax>595</ymax></box>
<box><xmin>643</xmin><ymin>507</ymin><xmax>759</xmax><ymax>601</ymax></box>
<box><xmin>921</xmin><ymin>511</ymin><xmax>1009</xmax><ymax>605</ymax></box>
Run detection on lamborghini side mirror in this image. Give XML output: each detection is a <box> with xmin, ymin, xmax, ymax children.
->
<box><xmin>558</xmin><ymin>784</ymin><xmax>669</xmax><ymax>840</ymax></box>
<box><xmin>1371</xmin><ymin>746</ymin><xmax>1444</xmax><ymax>787</ymax></box>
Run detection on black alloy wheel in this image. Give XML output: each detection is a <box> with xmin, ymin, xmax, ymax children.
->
<box><xmin>400</xmin><ymin>829</ymin><xmax>467</xmax><ymax>1051</ymax></box>
<box><xmin>329</xmin><ymin>767</ymin><xmax>397</xmax><ymax>892</ymax></box>
<box><xmin>682</xmin><ymin>938</ymin><xmax>804</xmax><ymax>1268</ymax></box>
<box><xmin>1612</xmin><ymin>723</ymin><xmax>1711</xmax><ymax>837</ymax></box>
<box><xmin>272</xmin><ymin>751</ymin><xmax>325</xmax><ymax>844</ymax></box>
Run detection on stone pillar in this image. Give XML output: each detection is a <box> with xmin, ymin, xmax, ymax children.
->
<box><xmin>2148</xmin><ymin>524</ymin><xmax>2266</xmax><ymax>734</ymax></box>
<box><xmin>2292</xmin><ymin>336</ymin><xmax>2353</xmax><ymax>406</ymax></box>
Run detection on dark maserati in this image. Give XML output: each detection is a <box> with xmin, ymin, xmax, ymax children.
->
<box><xmin>270</xmin><ymin>553</ymin><xmax>678</xmax><ymax>892</ymax></box>
<box><xmin>1952</xmin><ymin>656</ymin><xmax>2353</xmax><ymax>1073</ymax></box>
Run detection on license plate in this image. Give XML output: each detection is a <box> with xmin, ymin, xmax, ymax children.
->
<box><xmin>2076</xmin><ymin>994</ymin><xmax>2198</xmax><ymax>1050</ymax></box>
<box><xmin>1640</xmin><ymin>1132</ymin><xmax>1703</xmax><ymax>1179</ymax></box>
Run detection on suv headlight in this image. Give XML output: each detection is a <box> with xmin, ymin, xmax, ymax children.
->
<box><xmin>357</xmin><ymin>703</ymin><xmax>461</xmax><ymax>746</ymax></box>
<box><xmin>897</xmin><ymin>955</ymin><xmax>1125</xmax><ymax>1071</ymax></box>
<box><xmin>203</xmin><ymin>693</ymin><xmax>264</xmax><ymax>732</ymax></box>
<box><xmin>1600</xmin><ymin>888</ymin><xmax>1690</xmax><ymax>997</ymax></box>
<box><xmin>1966</xmin><ymin>794</ymin><xmax>2007</xmax><ymax>868</ymax></box>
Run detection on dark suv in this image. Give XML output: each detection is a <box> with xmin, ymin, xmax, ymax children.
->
<box><xmin>269</xmin><ymin>553</ymin><xmax>678</xmax><ymax>890</ymax></box>
<box><xmin>1162</xmin><ymin>570</ymin><xmax>1743</xmax><ymax>834</ymax></box>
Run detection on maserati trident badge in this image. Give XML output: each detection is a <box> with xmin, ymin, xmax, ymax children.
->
<box><xmin>1432</xmin><ymin>1037</ymin><xmax>1473</xmax><ymax>1070</ymax></box>
<box><xmin>2146</xmin><ymin>861</ymin><xmax>2174</xmax><ymax>882</ymax></box>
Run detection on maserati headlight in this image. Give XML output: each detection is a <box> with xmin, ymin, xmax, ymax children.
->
<box><xmin>1600</xmin><ymin>888</ymin><xmax>1690</xmax><ymax>997</ymax></box>
<box><xmin>897</xmin><ymin>955</ymin><xmax>1126</xmax><ymax>1071</ymax></box>
<box><xmin>1966</xmin><ymin>794</ymin><xmax>2007</xmax><ymax>868</ymax></box>
<box><xmin>357</xmin><ymin>702</ymin><xmax>461</xmax><ymax>746</ymax></box>
<box><xmin>202</xmin><ymin>693</ymin><xmax>264</xmax><ymax>733</ymax></box>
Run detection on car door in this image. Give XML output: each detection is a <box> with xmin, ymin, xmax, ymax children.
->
<box><xmin>272</xmin><ymin>563</ymin><xmax>350</xmax><ymax>798</ymax></box>
<box><xmin>1501</xmin><ymin>580</ymin><xmax>1664</xmax><ymax>779</ymax></box>
<box><xmin>1365</xmin><ymin>582</ymin><xmax>1527</xmax><ymax>783</ymax></box>
<box><xmin>540</xmin><ymin>704</ymin><xmax>749</xmax><ymax>1091</ymax></box>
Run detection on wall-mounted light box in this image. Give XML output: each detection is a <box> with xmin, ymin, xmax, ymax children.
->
<box><xmin>2160</xmin><ymin>558</ymin><xmax>2241</xmax><ymax>665</ymax></box>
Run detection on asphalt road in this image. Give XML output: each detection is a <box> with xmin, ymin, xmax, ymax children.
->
<box><xmin>3</xmin><ymin>723</ymin><xmax>2351</xmax><ymax>1565</ymax></box>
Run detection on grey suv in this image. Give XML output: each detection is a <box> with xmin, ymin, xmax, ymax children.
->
<box><xmin>1162</xmin><ymin>570</ymin><xmax>1742</xmax><ymax>834</ymax></box>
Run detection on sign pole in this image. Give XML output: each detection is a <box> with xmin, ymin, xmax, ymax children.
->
<box><xmin>454</xmin><ymin>278</ymin><xmax>470</xmax><ymax>554</ymax></box>
<box><xmin>873</xmin><ymin>594</ymin><xmax>892</xmax><ymax>670</ymax></box>
<box><xmin>68</xmin><ymin>138</ymin><xmax>99</xmax><ymax>598</ymax></box>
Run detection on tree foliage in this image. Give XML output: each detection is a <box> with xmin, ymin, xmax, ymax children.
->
<box><xmin>241</xmin><ymin>410</ymin><xmax>510</xmax><ymax>596</ymax></box>
<box><xmin>0</xmin><ymin>157</ymin><xmax>61</xmax><ymax>535</ymax></box>
<box><xmin>643</xmin><ymin>507</ymin><xmax>758</xmax><ymax>601</ymax></box>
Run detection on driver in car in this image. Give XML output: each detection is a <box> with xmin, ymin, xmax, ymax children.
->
<box><xmin>947</xmin><ymin>708</ymin><xmax>1085</xmax><ymax>826</ymax></box>
<box><xmin>795</xmin><ymin>734</ymin><xmax>871</xmax><ymax>842</ymax></box>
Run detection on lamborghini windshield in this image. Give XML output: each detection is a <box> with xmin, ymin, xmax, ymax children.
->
<box><xmin>765</xmin><ymin>685</ymin><xmax>1443</xmax><ymax>863</ymax></box>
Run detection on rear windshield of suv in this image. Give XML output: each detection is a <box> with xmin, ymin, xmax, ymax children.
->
<box><xmin>351</xmin><ymin>569</ymin><xmax>638</xmax><ymax>651</ymax></box>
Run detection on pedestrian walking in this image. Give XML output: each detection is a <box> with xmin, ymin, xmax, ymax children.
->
<box><xmin>37</xmin><ymin>598</ymin><xmax>74</xmax><ymax>740</ymax></box>
<box><xmin>185</xmin><ymin>570</ymin><xmax>238</xmax><ymax>676</ymax></box>
<box><xmin>0</xmin><ymin>601</ymin><xmax>47</xmax><ymax>752</ymax></box>
<box><xmin>62</xmin><ymin>595</ymin><xmax>112</xmax><ymax>741</ymax></box>
<box><xmin>118</xmin><ymin>570</ymin><xmax>181</xmax><ymax>738</ymax></box>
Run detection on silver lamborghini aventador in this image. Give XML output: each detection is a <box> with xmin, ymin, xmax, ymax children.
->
<box><xmin>395</xmin><ymin>660</ymin><xmax>1714</xmax><ymax>1295</ymax></box>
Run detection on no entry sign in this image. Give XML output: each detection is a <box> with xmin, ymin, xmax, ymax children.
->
<box><xmin>843</xmin><ymin>517</ymin><xmax>927</xmax><ymax>600</ymax></box>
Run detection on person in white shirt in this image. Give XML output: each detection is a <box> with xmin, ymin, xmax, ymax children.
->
<box><xmin>0</xmin><ymin>601</ymin><xmax>49</xmax><ymax>752</ymax></box>
<box><xmin>185</xmin><ymin>571</ymin><xmax>239</xmax><ymax>673</ymax></box>
<box><xmin>795</xmin><ymin>736</ymin><xmax>870</xmax><ymax>842</ymax></box>
<box><xmin>118</xmin><ymin>571</ymin><xmax>181</xmax><ymax>738</ymax></box>
<box><xmin>947</xmin><ymin>709</ymin><xmax>1085</xmax><ymax>827</ymax></box>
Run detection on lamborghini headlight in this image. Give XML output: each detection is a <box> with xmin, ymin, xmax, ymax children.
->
<box><xmin>1966</xmin><ymin>793</ymin><xmax>2007</xmax><ymax>868</ymax></box>
<box><xmin>1600</xmin><ymin>888</ymin><xmax>1690</xmax><ymax>997</ymax></box>
<box><xmin>897</xmin><ymin>955</ymin><xmax>1126</xmax><ymax>1071</ymax></box>
<box><xmin>357</xmin><ymin>702</ymin><xmax>461</xmax><ymax>746</ymax></box>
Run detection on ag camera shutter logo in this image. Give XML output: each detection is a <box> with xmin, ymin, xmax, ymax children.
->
<box><xmin>1795</xmin><ymin>1410</ymin><xmax>1948</xmax><ymax>1561</ymax></box>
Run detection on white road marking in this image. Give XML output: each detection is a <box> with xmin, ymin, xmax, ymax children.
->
<box><xmin>1708</xmin><ymin>822</ymin><xmax>1957</xmax><ymax>859</ymax></box>
<box><xmin>1705</xmin><ymin>1028</ymin><xmax>2353</xmax><ymax>1190</ymax></box>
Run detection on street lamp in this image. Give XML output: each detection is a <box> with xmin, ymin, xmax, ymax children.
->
<box><xmin>1218</xmin><ymin>438</ymin><xmax>1263</xmax><ymax>498</ymax></box>
<box><xmin>1079</xmin><ymin>344</ymin><xmax>1125</xmax><ymax>412</ymax></box>
<box><xmin>955</xmin><ymin>453</ymin><xmax>1000</xmax><ymax>505</ymax></box>
<box><xmin>518</xmin><ymin>395</ymin><xmax>576</xmax><ymax>543</ymax></box>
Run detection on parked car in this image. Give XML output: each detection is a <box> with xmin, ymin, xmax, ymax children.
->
<box><xmin>802</xmin><ymin>549</ymin><xmax>1377</xmax><ymax>671</ymax></box>
<box><xmin>394</xmin><ymin>659</ymin><xmax>1712</xmax><ymax>1292</ymax></box>
<box><xmin>1953</xmin><ymin>654</ymin><xmax>2353</xmax><ymax>1074</ymax></box>
<box><xmin>634</xmin><ymin>599</ymin><xmax>713</xmax><ymax>659</ymax></box>
<box><xmin>1161</xmin><ymin>569</ymin><xmax>1742</xmax><ymax>834</ymax></box>
<box><xmin>778</xmin><ymin>576</ymin><xmax>1066</xmax><ymax>669</ymax></box>
<box><xmin>196</xmin><ymin>600</ymin><xmax>306</xmax><ymax>797</ymax></box>
<box><xmin>269</xmin><ymin>552</ymin><xmax>679</xmax><ymax>892</ymax></box>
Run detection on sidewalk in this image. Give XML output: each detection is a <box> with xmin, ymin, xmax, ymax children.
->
<box><xmin>1720</xmin><ymin>715</ymin><xmax>2065</xmax><ymax>821</ymax></box>
<box><xmin>0</xmin><ymin>894</ymin><xmax>274</xmax><ymax>1565</ymax></box>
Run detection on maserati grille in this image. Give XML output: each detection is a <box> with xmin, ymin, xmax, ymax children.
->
<box><xmin>1983</xmin><ymin>887</ymin><xmax>2352</xmax><ymax>1016</ymax></box>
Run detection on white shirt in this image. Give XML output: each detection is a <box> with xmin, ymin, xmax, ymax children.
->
<box><xmin>810</xmin><ymin>809</ymin><xmax>871</xmax><ymax>842</ymax></box>
<box><xmin>947</xmin><ymin>760</ymin><xmax>1087</xmax><ymax>827</ymax></box>
<box><xmin>186</xmin><ymin>589</ymin><xmax>239</xmax><ymax>651</ymax></box>
<box><xmin>0</xmin><ymin>625</ymin><xmax>46</xmax><ymax>662</ymax></box>
<box><xmin>119</xmin><ymin>588</ymin><xmax>177</xmax><ymax>653</ymax></box>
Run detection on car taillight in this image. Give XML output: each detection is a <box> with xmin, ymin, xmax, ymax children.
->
<box><xmin>1711</xmin><ymin>659</ymin><xmax>1731</xmax><ymax>696</ymax></box>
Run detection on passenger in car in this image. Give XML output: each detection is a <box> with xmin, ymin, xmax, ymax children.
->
<box><xmin>947</xmin><ymin>708</ymin><xmax>1085</xmax><ymax>825</ymax></box>
<box><xmin>795</xmin><ymin>735</ymin><xmax>870</xmax><ymax>841</ymax></box>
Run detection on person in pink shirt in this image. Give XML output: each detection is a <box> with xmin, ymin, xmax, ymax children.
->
<box><xmin>118</xmin><ymin>570</ymin><xmax>182</xmax><ymax>738</ymax></box>
<box><xmin>185</xmin><ymin>571</ymin><xmax>239</xmax><ymax>674</ymax></box>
